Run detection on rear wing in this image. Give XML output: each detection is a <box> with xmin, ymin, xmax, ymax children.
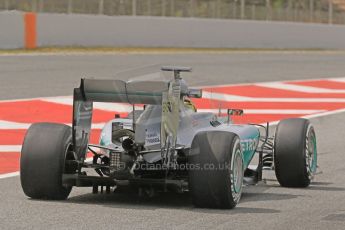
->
<box><xmin>81</xmin><ymin>79</ymin><xmax>169</xmax><ymax>104</ymax></box>
<box><xmin>72</xmin><ymin>79</ymin><xmax>173</xmax><ymax>160</ymax></box>
<box><xmin>72</xmin><ymin>70</ymin><xmax>200</xmax><ymax>162</ymax></box>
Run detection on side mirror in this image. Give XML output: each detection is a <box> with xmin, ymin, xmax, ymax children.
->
<box><xmin>226</xmin><ymin>109</ymin><xmax>244</xmax><ymax>124</ymax></box>
<box><xmin>187</xmin><ymin>88</ymin><xmax>202</xmax><ymax>98</ymax></box>
<box><xmin>227</xmin><ymin>109</ymin><xmax>244</xmax><ymax>116</ymax></box>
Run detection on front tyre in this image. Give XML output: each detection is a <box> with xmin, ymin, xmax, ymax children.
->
<box><xmin>20</xmin><ymin>123</ymin><xmax>73</xmax><ymax>200</ymax></box>
<box><xmin>188</xmin><ymin>131</ymin><xmax>243</xmax><ymax>209</ymax></box>
<box><xmin>274</xmin><ymin>118</ymin><xmax>317</xmax><ymax>187</ymax></box>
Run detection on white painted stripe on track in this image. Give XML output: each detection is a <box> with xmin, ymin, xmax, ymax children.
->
<box><xmin>39</xmin><ymin>96</ymin><xmax>72</xmax><ymax>105</ymax></box>
<box><xmin>41</xmin><ymin>97</ymin><xmax>142</xmax><ymax>112</ymax></box>
<box><xmin>202</xmin><ymin>91</ymin><xmax>251</xmax><ymax>101</ymax></box>
<box><xmin>0</xmin><ymin>172</ymin><xmax>20</xmax><ymax>179</ymax></box>
<box><xmin>0</xmin><ymin>120</ymin><xmax>31</xmax><ymax>129</ymax></box>
<box><xmin>0</xmin><ymin>145</ymin><xmax>22</xmax><ymax>152</ymax></box>
<box><xmin>257</xmin><ymin>82</ymin><xmax>345</xmax><ymax>93</ymax></box>
<box><xmin>94</xmin><ymin>102</ymin><xmax>142</xmax><ymax>112</ymax></box>
<box><xmin>0</xmin><ymin>121</ymin><xmax>105</xmax><ymax>129</ymax></box>
<box><xmin>329</xmin><ymin>77</ymin><xmax>345</xmax><ymax>83</ymax></box>
<box><xmin>203</xmin><ymin>91</ymin><xmax>345</xmax><ymax>102</ymax></box>
<box><xmin>91</xmin><ymin>123</ymin><xmax>107</xmax><ymax>129</ymax></box>
<box><xmin>302</xmin><ymin>107</ymin><xmax>345</xmax><ymax>120</ymax></box>
<box><xmin>198</xmin><ymin>109</ymin><xmax>324</xmax><ymax>114</ymax></box>
<box><xmin>195</xmin><ymin>76</ymin><xmax>345</xmax><ymax>89</ymax></box>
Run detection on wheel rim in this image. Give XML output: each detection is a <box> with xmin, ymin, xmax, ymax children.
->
<box><xmin>306</xmin><ymin>126</ymin><xmax>317</xmax><ymax>179</ymax></box>
<box><xmin>231</xmin><ymin>146</ymin><xmax>243</xmax><ymax>202</ymax></box>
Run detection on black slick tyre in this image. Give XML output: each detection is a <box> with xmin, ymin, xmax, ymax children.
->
<box><xmin>188</xmin><ymin>131</ymin><xmax>243</xmax><ymax>209</ymax></box>
<box><xmin>274</xmin><ymin>118</ymin><xmax>317</xmax><ymax>187</ymax></box>
<box><xmin>20</xmin><ymin>123</ymin><xmax>73</xmax><ymax>200</ymax></box>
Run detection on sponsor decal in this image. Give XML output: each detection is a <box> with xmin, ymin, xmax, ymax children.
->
<box><xmin>145</xmin><ymin>130</ymin><xmax>160</xmax><ymax>145</ymax></box>
<box><xmin>241</xmin><ymin>139</ymin><xmax>257</xmax><ymax>152</ymax></box>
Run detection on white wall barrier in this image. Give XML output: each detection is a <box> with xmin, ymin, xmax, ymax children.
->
<box><xmin>1</xmin><ymin>11</ymin><xmax>345</xmax><ymax>49</ymax></box>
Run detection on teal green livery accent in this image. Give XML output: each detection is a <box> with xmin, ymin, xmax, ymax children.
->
<box><xmin>240</xmin><ymin>133</ymin><xmax>260</xmax><ymax>169</ymax></box>
<box><xmin>310</xmin><ymin>133</ymin><xmax>317</xmax><ymax>173</ymax></box>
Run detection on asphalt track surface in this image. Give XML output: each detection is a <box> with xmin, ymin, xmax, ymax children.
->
<box><xmin>1</xmin><ymin>51</ymin><xmax>345</xmax><ymax>230</ymax></box>
<box><xmin>1</xmin><ymin>51</ymin><xmax>345</xmax><ymax>99</ymax></box>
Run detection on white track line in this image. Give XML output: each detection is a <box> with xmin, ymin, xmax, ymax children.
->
<box><xmin>302</xmin><ymin>107</ymin><xmax>345</xmax><ymax>120</ymax></box>
<box><xmin>0</xmin><ymin>121</ymin><xmax>105</xmax><ymax>130</ymax></box>
<box><xmin>202</xmin><ymin>91</ymin><xmax>251</xmax><ymax>101</ymax></box>
<box><xmin>0</xmin><ymin>145</ymin><xmax>22</xmax><ymax>152</ymax></box>
<box><xmin>329</xmin><ymin>77</ymin><xmax>345</xmax><ymax>83</ymax></box>
<box><xmin>257</xmin><ymin>82</ymin><xmax>345</xmax><ymax>93</ymax></box>
<box><xmin>41</xmin><ymin>97</ymin><xmax>141</xmax><ymax>112</ymax></box>
<box><xmin>196</xmin><ymin>76</ymin><xmax>345</xmax><ymax>89</ymax></box>
<box><xmin>94</xmin><ymin>102</ymin><xmax>142</xmax><ymax>112</ymax></box>
<box><xmin>203</xmin><ymin>91</ymin><xmax>345</xmax><ymax>102</ymax></box>
<box><xmin>91</xmin><ymin>123</ymin><xmax>107</xmax><ymax>129</ymax></box>
<box><xmin>0</xmin><ymin>172</ymin><xmax>20</xmax><ymax>179</ymax></box>
<box><xmin>39</xmin><ymin>96</ymin><xmax>72</xmax><ymax>105</ymax></box>
<box><xmin>199</xmin><ymin>109</ymin><xmax>324</xmax><ymax>114</ymax></box>
<box><xmin>0</xmin><ymin>120</ymin><xmax>30</xmax><ymax>129</ymax></box>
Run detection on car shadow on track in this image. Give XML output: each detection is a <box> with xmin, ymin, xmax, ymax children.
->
<box><xmin>67</xmin><ymin>191</ymin><xmax>194</xmax><ymax>210</ymax></box>
<box><xmin>62</xmin><ymin>179</ymin><xmax>345</xmax><ymax>213</ymax></box>
<box><xmin>306</xmin><ymin>185</ymin><xmax>345</xmax><ymax>192</ymax></box>
<box><xmin>262</xmin><ymin>180</ymin><xmax>345</xmax><ymax>192</ymax></box>
<box><xmin>64</xmin><ymin>186</ymin><xmax>283</xmax><ymax>214</ymax></box>
<box><xmin>240</xmin><ymin>192</ymin><xmax>300</xmax><ymax>204</ymax></box>
<box><xmin>263</xmin><ymin>179</ymin><xmax>344</xmax><ymax>190</ymax></box>
<box><xmin>66</xmin><ymin>192</ymin><xmax>281</xmax><ymax>214</ymax></box>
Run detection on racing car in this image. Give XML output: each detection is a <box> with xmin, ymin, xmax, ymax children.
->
<box><xmin>20</xmin><ymin>67</ymin><xmax>318</xmax><ymax>209</ymax></box>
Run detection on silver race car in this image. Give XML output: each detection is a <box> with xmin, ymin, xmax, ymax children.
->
<box><xmin>20</xmin><ymin>67</ymin><xmax>318</xmax><ymax>209</ymax></box>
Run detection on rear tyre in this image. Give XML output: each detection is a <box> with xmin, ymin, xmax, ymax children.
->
<box><xmin>188</xmin><ymin>131</ymin><xmax>243</xmax><ymax>209</ymax></box>
<box><xmin>20</xmin><ymin>123</ymin><xmax>73</xmax><ymax>200</ymax></box>
<box><xmin>274</xmin><ymin>118</ymin><xmax>317</xmax><ymax>187</ymax></box>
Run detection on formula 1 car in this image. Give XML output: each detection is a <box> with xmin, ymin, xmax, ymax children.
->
<box><xmin>20</xmin><ymin>67</ymin><xmax>318</xmax><ymax>209</ymax></box>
